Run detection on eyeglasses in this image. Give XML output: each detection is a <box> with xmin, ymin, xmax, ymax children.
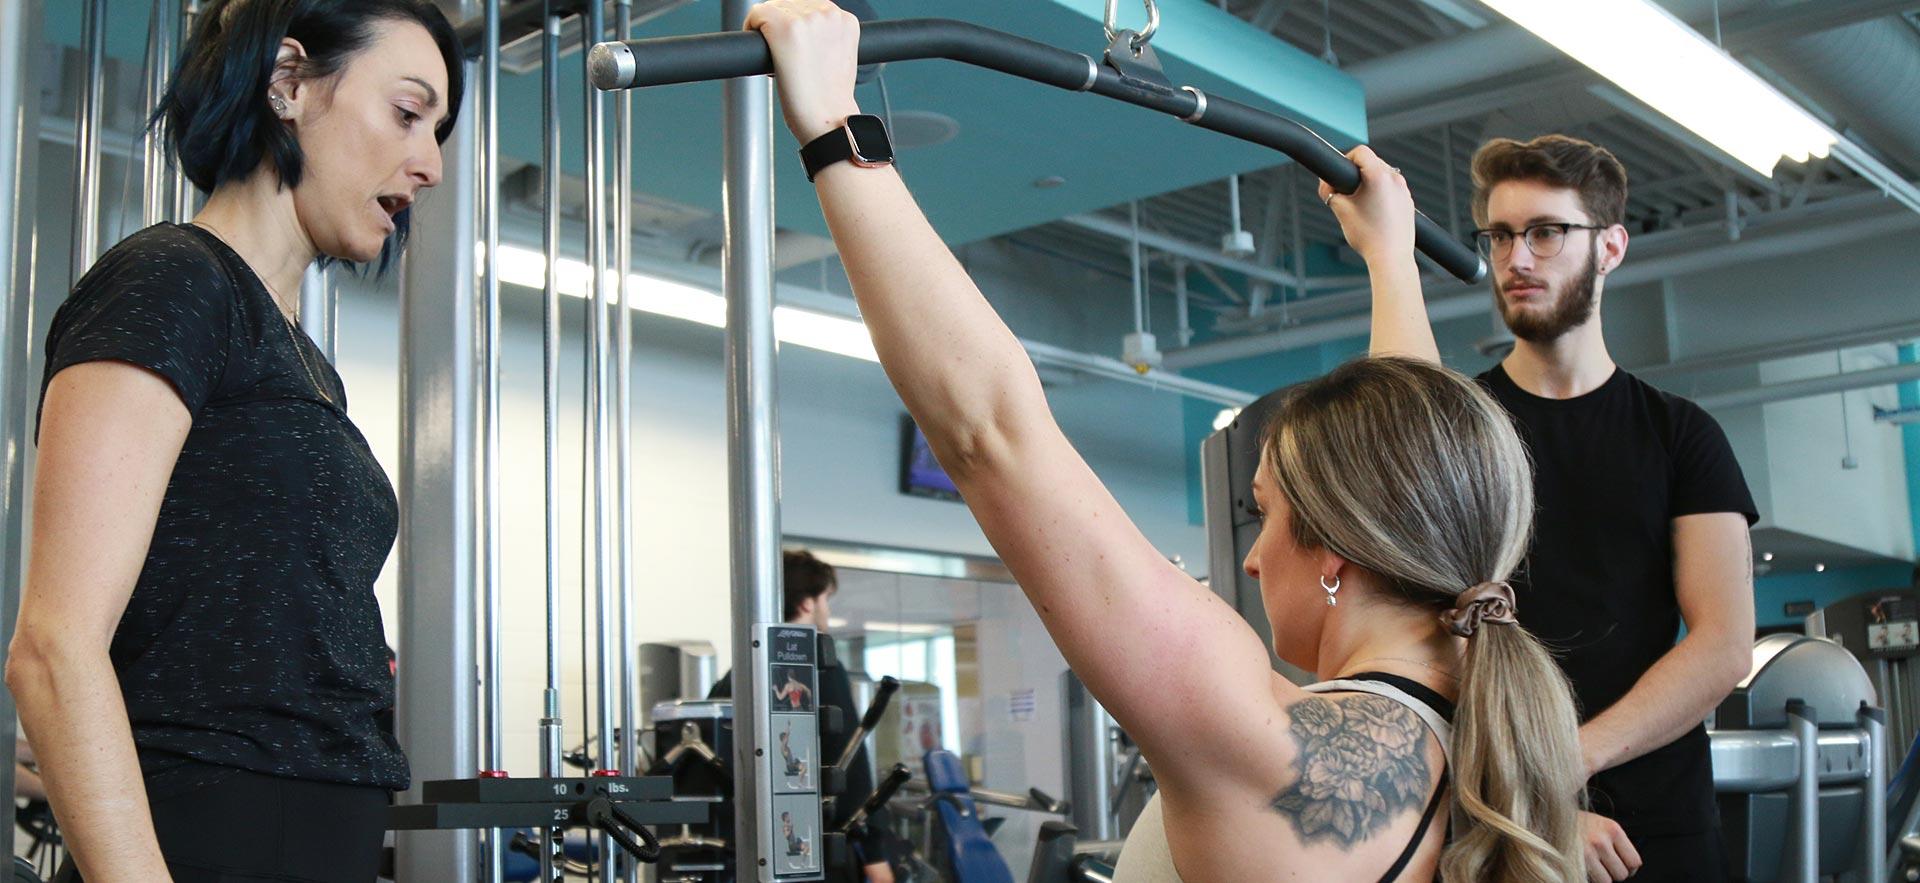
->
<box><xmin>1471</xmin><ymin>222</ymin><xmax>1607</xmax><ymax>260</ymax></box>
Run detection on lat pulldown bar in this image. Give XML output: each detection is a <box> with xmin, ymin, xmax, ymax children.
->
<box><xmin>586</xmin><ymin>18</ymin><xmax>1488</xmax><ymax>285</ymax></box>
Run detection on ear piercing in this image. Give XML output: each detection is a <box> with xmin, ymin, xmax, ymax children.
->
<box><xmin>1321</xmin><ymin>574</ymin><xmax>1341</xmax><ymax>607</ymax></box>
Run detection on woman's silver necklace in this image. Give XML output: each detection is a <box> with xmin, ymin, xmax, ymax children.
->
<box><xmin>192</xmin><ymin>221</ymin><xmax>332</xmax><ymax>406</ymax></box>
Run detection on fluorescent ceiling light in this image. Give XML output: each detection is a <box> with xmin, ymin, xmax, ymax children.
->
<box><xmin>1480</xmin><ymin>0</ymin><xmax>1835</xmax><ymax>176</ymax></box>
<box><xmin>489</xmin><ymin>243</ymin><xmax>878</xmax><ymax>363</ymax></box>
<box><xmin>859</xmin><ymin>621</ymin><xmax>950</xmax><ymax>636</ymax></box>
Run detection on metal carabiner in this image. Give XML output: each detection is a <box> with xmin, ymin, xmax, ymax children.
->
<box><xmin>1103</xmin><ymin>0</ymin><xmax>1161</xmax><ymax>51</ymax></box>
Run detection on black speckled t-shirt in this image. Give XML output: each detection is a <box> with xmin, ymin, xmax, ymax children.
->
<box><xmin>37</xmin><ymin>222</ymin><xmax>408</xmax><ymax>792</ymax></box>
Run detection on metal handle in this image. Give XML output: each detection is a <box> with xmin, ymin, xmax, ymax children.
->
<box><xmin>839</xmin><ymin>764</ymin><xmax>913</xmax><ymax>834</ymax></box>
<box><xmin>586</xmin><ymin>19</ymin><xmax>1487</xmax><ymax>284</ymax></box>
<box><xmin>833</xmin><ymin>675</ymin><xmax>901</xmax><ymax>771</ymax></box>
<box><xmin>1028</xmin><ymin>787</ymin><xmax>1068</xmax><ymax>814</ymax></box>
<box><xmin>587</xmin><ymin>797</ymin><xmax>665</xmax><ymax>864</ymax></box>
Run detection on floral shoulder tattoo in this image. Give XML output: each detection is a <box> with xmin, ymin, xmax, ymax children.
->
<box><xmin>1269</xmin><ymin>694</ymin><xmax>1433</xmax><ymax>848</ymax></box>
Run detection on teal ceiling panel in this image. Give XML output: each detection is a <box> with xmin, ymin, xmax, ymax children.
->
<box><xmin>49</xmin><ymin>0</ymin><xmax>1368</xmax><ymax>245</ymax></box>
<box><xmin>556</xmin><ymin>0</ymin><xmax>1367</xmax><ymax>243</ymax></box>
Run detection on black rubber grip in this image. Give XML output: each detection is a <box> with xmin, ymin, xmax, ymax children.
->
<box><xmin>862</xmin><ymin>764</ymin><xmax>912</xmax><ymax>817</ymax></box>
<box><xmin>862</xmin><ymin>676</ymin><xmax>902</xmax><ymax>731</ymax></box>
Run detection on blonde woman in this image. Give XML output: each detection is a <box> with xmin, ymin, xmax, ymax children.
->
<box><xmin>749</xmin><ymin>2</ymin><xmax>1588</xmax><ymax>879</ymax></box>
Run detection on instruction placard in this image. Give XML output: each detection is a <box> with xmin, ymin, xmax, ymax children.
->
<box><xmin>758</xmin><ymin>625</ymin><xmax>823</xmax><ymax>881</ymax></box>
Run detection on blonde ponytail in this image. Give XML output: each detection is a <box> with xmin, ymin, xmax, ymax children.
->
<box><xmin>1266</xmin><ymin>356</ymin><xmax>1586</xmax><ymax>882</ymax></box>
<box><xmin>1442</xmin><ymin>621</ymin><xmax>1585</xmax><ymax>882</ymax></box>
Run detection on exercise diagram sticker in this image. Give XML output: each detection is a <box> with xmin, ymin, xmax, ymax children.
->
<box><xmin>768</xmin><ymin>626</ymin><xmax>818</xmax><ymax>713</ymax></box>
<box><xmin>770</xmin><ymin>664</ymin><xmax>816</xmax><ymax>712</ymax></box>
<box><xmin>773</xmin><ymin>794</ymin><xmax>823</xmax><ymax>876</ymax></box>
<box><xmin>774</xmin><ymin>713</ymin><xmax>816</xmax><ymax>794</ymax></box>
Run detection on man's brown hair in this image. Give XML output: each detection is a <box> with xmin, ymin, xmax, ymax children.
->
<box><xmin>783</xmin><ymin>549</ymin><xmax>837</xmax><ymax>622</ymax></box>
<box><xmin>1470</xmin><ymin>135</ymin><xmax>1630</xmax><ymax>229</ymax></box>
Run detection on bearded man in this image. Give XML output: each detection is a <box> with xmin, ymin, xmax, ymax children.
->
<box><xmin>1346</xmin><ymin>134</ymin><xmax>1758</xmax><ymax>882</ymax></box>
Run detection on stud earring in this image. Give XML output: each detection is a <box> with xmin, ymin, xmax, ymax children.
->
<box><xmin>270</xmin><ymin>94</ymin><xmax>290</xmax><ymax>118</ymax></box>
<box><xmin>1320</xmin><ymin>574</ymin><xmax>1341</xmax><ymax>607</ymax></box>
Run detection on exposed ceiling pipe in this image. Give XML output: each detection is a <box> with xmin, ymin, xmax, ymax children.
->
<box><xmin>1060</xmin><ymin>212</ymin><xmax>1372</xmax><ymax>296</ymax></box>
<box><xmin>1167</xmin><ymin>293</ymin><xmax>1492</xmax><ymax>367</ymax></box>
<box><xmin>1409</xmin><ymin>0</ymin><xmax>1489</xmax><ymax>30</ymax></box>
<box><xmin>1203</xmin><ymin>188</ymin><xmax>1905</xmax><ymax>337</ymax></box>
<box><xmin>1063</xmin><ymin>212</ymin><xmax>1302</xmax><ymax>289</ymax></box>
<box><xmin>1164</xmin><ymin>196</ymin><xmax>1920</xmax><ymax>369</ymax></box>
<box><xmin>1022</xmin><ymin>339</ymin><xmax>1255</xmax><ymax>406</ymax></box>
<box><xmin>1695</xmin><ymin>360</ymin><xmax>1920</xmax><ymax>410</ymax></box>
<box><xmin>1636</xmin><ymin>319</ymin><xmax>1920</xmax><ymax>381</ymax></box>
<box><xmin>1347</xmin><ymin>20</ymin><xmax>1561</xmax><ymax>111</ymax></box>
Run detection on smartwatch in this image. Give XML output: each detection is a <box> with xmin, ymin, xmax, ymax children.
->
<box><xmin>799</xmin><ymin>114</ymin><xmax>895</xmax><ymax>182</ymax></box>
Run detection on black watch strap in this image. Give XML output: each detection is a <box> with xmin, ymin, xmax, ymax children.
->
<box><xmin>799</xmin><ymin>114</ymin><xmax>894</xmax><ymax>182</ymax></box>
<box><xmin>800</xmin><ymin>128</ymin><xmax>856</xmax><ymax>183</ymax></box>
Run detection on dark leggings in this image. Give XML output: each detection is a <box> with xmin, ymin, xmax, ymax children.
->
<box><xmin>54</xmin><ymin>768</ymin><xmax>388</xmax><ymax>883</ymax></box>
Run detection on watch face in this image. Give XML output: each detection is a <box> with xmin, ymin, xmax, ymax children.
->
<box><xmin>846</xmin><ymin>114</ymin><xmax>895</xmax><ymax>164</ymax></box>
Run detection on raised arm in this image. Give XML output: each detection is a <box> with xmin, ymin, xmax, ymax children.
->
<box><xmin>1316</xmin><ymin>149</ymin><xmax>1440</xmax><ymax>363</ymax></box>
<box><xmin>8</xmin><ymin>362</ymin><xmax>192</xmax><ymax>882</ymax></box>
<box><xmin>746</xmin><ymin>2</ymin><xmax>1280</xmax><ymax>787</ymax></box>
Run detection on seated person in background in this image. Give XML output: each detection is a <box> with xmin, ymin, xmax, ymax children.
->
<box><xmin>750</xmin><ymin>2</ymin><xmax>1590</xmax><ymax>879</ymax></box>
<box><xmin>713</xmin><ymin>550</ymin><xmax>893</xmax><ymax>883</ymax></box>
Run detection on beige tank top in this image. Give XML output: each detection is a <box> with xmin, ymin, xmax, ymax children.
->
<box><xmin>1110</xmin><ymin>677</ymin><xmax>1454</xmax><ymax>883</ymax></box>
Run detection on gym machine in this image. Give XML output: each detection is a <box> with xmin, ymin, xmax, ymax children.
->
<box><xmin>1063</xmin><ymin>672</ymin><xmax>1154</xmax><ymax>847</ymax></box>
<box><xmin>1709</xmin><ymin>634</ymin><xmax>1885</xmax><ymax>882</ymax></box>
<box><xmin>648</xmin><ymin>645</ymin><xmax>907</xmax><ymax>882</ymax></box>
<box><xmin>1802</xmin><ymin>588</ymin><xmax>1920</xmax><ymax>880</ymax></box>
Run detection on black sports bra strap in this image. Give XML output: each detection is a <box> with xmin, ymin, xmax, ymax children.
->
<box><xmin>1378</xmin><ymin>770</ymin><xmax>1449</xmax><ymax>883</ymax></box>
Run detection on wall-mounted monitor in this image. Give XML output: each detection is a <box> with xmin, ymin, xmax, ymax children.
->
<box><xmin>899</xmin><ymin>415</ymin><xmax>962</xmax><ymax>502</ymax></box>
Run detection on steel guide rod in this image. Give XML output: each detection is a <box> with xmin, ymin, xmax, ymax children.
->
<box><xmin>173</xmin><ymin>1</ymin><xmax>202</xmax><ymax>222</ymax></box>
<box><xmin>585</xmin><ymin>1</ymin><xmax>617</xmax><ymax>879</ymax></box>
<box><xmin>0</xmin><ymin>1</ymin><xmax>43</xmax><ymax>859</ymax></box>
<box><xmin>1787</xmin><ymin>701</ymin><xmax>1818</xmax><ymax>882</ymax></box>
<box><xmin>141</xmin><ymin>0</ymin><xmax>177</xmax><ymax>228</ymax></box>
<box><xmin>539</xmin><ymin>6</ymin><xmax>567</xmax><ymax>882</ymax></box>
<box><xmin>296</xmin><ymin>265</ymin><xmax>335</xmax><ymax>361</ymax></box>
<box><xmin>588</xmin><ymin>19</ymin><xmax>1486</xmax><ymax>284</ymax></box>
<box><xmin>719</xmin><ymin>0</ymin><xmax>785</xmax><ymax>878</ymax></box>
<box><xmin>1862</xmin><ymin>705</ymin><xmax>1887</xmax><ymax>883</ymax></box>
<box><xmin>69</xmin><ymin>0</ymin><xmax>107</xmax><ymax>285</ymax></box>
<box><xmin>479</xmin><ymin>0</ymin><xmax>507</xmax><ymax>880</ymax></box>
<box><xmin>611</xmin><ymin>1</ymin><xmax>641</xmax><ymax>882</ymax></box>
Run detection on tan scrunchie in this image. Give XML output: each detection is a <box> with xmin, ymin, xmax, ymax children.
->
<box><xmin>1440</xmin><ymin>581</ymin><xmax>1518</xmax><ymax>638</ymax></box>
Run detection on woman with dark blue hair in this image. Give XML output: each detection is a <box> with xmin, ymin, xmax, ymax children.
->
<box><xmin>9</xmin><ymin>2</ymin><xmax>463</xmax><ymax>880</ymax></box>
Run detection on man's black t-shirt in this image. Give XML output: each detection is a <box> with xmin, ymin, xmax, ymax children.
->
<box><xmin>37</xmin><ymin>223</ymin><xmax>407</xmax><ymax>793</ymax></box>
<box><xmin>1478</xmin><ymin>365</ymin><xmax>1755</xmax><ymax>838</ymax></box>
